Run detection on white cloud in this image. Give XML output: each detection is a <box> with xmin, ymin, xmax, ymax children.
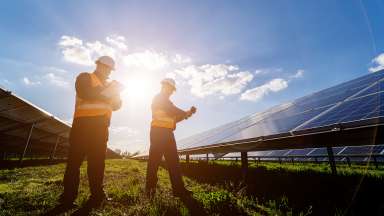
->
<box><xmin>106</xmin><ymin>35</ymin><xmax>127</xmax><ymax>50</ymax></box>
<box><xmin>22</xmin><ymin>77</ymin><xmax>41</xmax><ymax>86</ymax></box>
<box><xmin>369</xmin><ymin>53</ymin><xmax>384</xmax><ymax>73</ymax></box>
<box><xmin>172</xmin><ymin>54</ymin><xmax>191</xmax><ymax>64</ymax></box>
<box><xmin>122</xmin><ymin>50</ymin><xmax>169</xmax><ymax>70</ymax></box>
<box><xmin>43</xmin><ymin>73</ymin><xmax>70</xmax><ymax>88</ymax></box>
<box><xmin>20</xmin><ymin>66</ymin><xmax>70</xmax><ymax>89</ymax></box>
<box><xmin>58</xmin><ymin>36</ymin><xmax>93</xmax><ymax>65</ymax></box>
<box><xmin>58</xmin><ymin>35</ymin><xmax>119</xmax><ymax>66</ymax></box>
<box><xmin>58</xmin><ymin>35</ymin><xmax>191</xmax><ymax>73</ymax></box>
<box><xmin>174</xmin><ymin>64</ymin><xmax>253</xmax><ymax>98</ymax></box>
<box><xmin>291</xmin><ymin>69</ymin><xmax>304</xmax><ymax>79</ymax></box>
<box><xmin>240</xmin><ymin>78</ymin><xmax>288</xmax><ymax>101</ymax></box>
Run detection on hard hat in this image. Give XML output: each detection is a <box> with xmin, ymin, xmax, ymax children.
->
<box><xmin>95</xmin><ymin>56</ymin><xmax>115</xmax><ymax>70</ymax></box>
<box><xmin>161</xmin><ymin>78</ymin><xmax>176</xmax><ymax>90</ymax></box>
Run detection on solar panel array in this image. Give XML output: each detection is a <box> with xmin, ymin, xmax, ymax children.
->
<box><xmin>0</xmin><ymin>86</ymin><xmax>119</xmax><ymax>159</ymax></box>
<box><xmin>178</xmin><ymin>70</ymin><xmax>384</xmax><ymax>151</ymax></box>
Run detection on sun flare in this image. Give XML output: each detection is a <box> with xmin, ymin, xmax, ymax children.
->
<box><xmin>120</xmin><ymin>76</ymin><xmax>158</xmax><ymax>105</ymax></box>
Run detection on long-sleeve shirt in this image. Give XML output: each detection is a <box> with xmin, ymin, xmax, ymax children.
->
<box><xmin>151</xmin><ymin>93</ymin><xmax>187</xmax><ymax>123</ymax></box>
<box><xmin>75</xmin><ymin>72</ymin><xmax>122</xmax><ymax>111</ymax></box>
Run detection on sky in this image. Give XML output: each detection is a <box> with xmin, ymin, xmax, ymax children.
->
<box><xmin>1</xmin><ymin>0</ymin><xmax>384</xmax><ymax>153</ymax></box>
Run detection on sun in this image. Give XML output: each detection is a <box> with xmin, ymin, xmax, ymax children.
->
<box><xmin>120</xmin><ymin>76</ymin><xmax>158</xmax><ymax>105</ymax></box>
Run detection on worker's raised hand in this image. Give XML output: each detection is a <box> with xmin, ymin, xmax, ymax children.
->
<box><xmin>186</xmin><ymin>106</ymin><xmax>196</xmax><ymax>118</ymax></box>
<box><xmin>190</xmin><ymin>106</ymin><xmax>197</xmax><ymax>114</ymax></box>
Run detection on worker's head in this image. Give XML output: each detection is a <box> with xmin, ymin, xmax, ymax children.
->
<box><xmin>95</xmin><ymin>56</ymin><xmax>115</xmax><ymax>80</ymax></box>
<box><xmin>160</xmin><ymin>78</ymin><xmax>176</xmax><ymax>97</ymax></box>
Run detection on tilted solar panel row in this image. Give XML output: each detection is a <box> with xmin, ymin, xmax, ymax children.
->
<box><xmin>219</xmin><ymin>145</ymin><xmax>384</xmax><ymax>159</ymax></box>
<box><xmin>0</xmin><ymin>86</ymin><xmax>120</xmax><ymax>159</ymax></box>
<box><xmin>178</xmin><ymin>70</ymin><xmax>384</xmax><ymax>151</ymax></box>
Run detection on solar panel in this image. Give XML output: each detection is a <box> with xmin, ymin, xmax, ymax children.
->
<box><xmin>219</xmin><ymin>106</ymin><xmax>328</xmax><ymax>143</ymax></box>
<box><xmin>300</xmin><ymin>91</ymin><xmax>383</xmax><ymax>129</ymax></box>
<box><xmin>286</xmin><ymin>149</ymin><xmax>313</xmax><ymax>156</ymax></box>
<box><xmin>178</xmin><ymin>71</ymin><xmax>384</xmax><ymax>149</ymax></box>
<box><xmin>178</xmin><ymin>70</ymin><xmax>384</xmax><ymax>152</ymax></box>
<box><xmin>0</xmin><ymin>86</ymin><xmax>119</xmax><ymax>159</ymax></box>
<box><xmin>338</xmin><ymin>145</ymin><xmax>384</xmax><ymax>155</ymax></box>
<box><xmin>307</xmin><ymin>147</ymin><xmax>344</xmax><ymax>156</ymax></box>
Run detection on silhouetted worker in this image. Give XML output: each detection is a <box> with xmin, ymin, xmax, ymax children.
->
<box><xmin>57</xmin><ymin>56</ymin><xmax>122</xmax><ymax>209</ymax></box>
<box><xmin>146</xmin><ymin>78</ymin><xmax>197</xmax><ymax>198</ymax></box>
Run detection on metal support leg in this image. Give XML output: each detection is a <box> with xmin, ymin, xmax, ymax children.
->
<box><xmin>241</xmin><ymin>152</ymin><xmax>248</xmax><ymax>181</ymax></box>
<box><xmin>206</xmin><ymin>154</ymin><xmax>209</xmax><ymax>162</ymax></box>
<box><xmin>50</xmin><ymin>136</ymin><xmax>60</xmax><ymax>160</ymax></box>
<box><xmin>19</xmin><ymin>123</ymin><xmax>35</xmax><ymax>165</ymax></box>
<box><xmin>373</xmin><ymin>156</ymin><xmax>378</xmax><ymax>169</ymax></box>
<box><xmin>327</xmin><ymin>146</ymin><xmax>337</xmax><ymax>175</ymax></box>
<box><xmin>346</xmin><ymin>157</ymin><xmax>351</xmax><ymax>167</ymax></box>
<box><xmin>186</xmin><ymin>154</ymin><xmax>190</xmax><ymax>164</ymax></box>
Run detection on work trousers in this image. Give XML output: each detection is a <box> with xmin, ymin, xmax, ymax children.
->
<box><xmin>146</xmin><ymin>127</ymin><xmax>185</xmax><ymax>193</ymax></box>
<box><xmin>62</xmin><ymin>116</ymin><xmax>109</xmax><ymax>202</ymax></box>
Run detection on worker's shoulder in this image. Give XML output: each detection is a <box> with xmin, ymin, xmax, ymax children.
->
<box><xmin>152</xmin><ymin>93</ymin><xmax>169</xmax><ymax>103</ymax></box>
<box><xmin>77</xmin><ymin>72</ymin><xmax>92</xmax><ymax>78</ymax></box>
<box><xmin>76</xmin><ymin>72</ymin><xmax>92</xmax><ymax>81</ymax></box>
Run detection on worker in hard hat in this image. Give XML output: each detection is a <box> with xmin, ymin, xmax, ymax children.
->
<box><xmin>56</xmin><ymin>56</ymin><xmax>122</xmax><ymax>210</ymax></box>
<box><xmin>145</xmin><ymin>78</ymin><xmax>197</xmax><ymax>198</ymax></box>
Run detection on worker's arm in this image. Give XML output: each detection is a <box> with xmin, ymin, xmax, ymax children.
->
<box><xmin>75</xmin><ymin>73</ymin><xmax>109</xmax><ymax>101</ymax></box>
<box><xmin>153</xmin><ymin>96</ymin><xmax>188</xmax><ymax>121</ymax></box>
<box><xmin>176</xmin><ymin>106</ymin><xmax>196</xmax><ymax>122</ymax></box>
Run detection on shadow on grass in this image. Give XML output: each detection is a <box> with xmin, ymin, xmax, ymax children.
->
<box><xmin>176</xmin><ymin>161</ymin><xmax>384</xmax><ymax>216</ymax></box>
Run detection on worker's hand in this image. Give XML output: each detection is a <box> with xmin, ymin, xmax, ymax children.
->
<box><xmin>185</xmin><ymin>106</ymin><xmax>197</xmax><ymax>118</ymax></box>
<box><xmin>190</xmin><ymin>106</ymin><xmax>197</xmax><ymax>114</ymax></box>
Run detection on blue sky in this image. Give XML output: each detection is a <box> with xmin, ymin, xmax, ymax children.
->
<box><xmin>1</xmin><ymin>0</ymin><xmax>384</xmax><ymax>153</ymax></box>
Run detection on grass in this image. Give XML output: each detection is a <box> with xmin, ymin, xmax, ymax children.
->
<box><xmin>0</xmin><ymin>159</ymin><xmax>306</xmax><ymax>216</ymax></box>
<box><xmin>204</xmin><ymin>160</ymin><xmax>384</xmax><ymax>178</ymax></box>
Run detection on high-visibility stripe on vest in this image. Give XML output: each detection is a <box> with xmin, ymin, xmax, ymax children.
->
<box><xmin>151</xmin><ymin>110</ymin><xmax>176</xmax><ymax>130</ymax></box>
<box><xmin>74</xmin><ymin>73</ymin><xmax>112</xmax><ymax>119</ymax></box>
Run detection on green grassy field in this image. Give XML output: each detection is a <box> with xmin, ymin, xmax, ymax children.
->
<box><xmin>206</xmin><ymin>160</ymin><xmax>384</xmax><ymax>178</ymax></box>
<box><xmin>0</xmin><ymin>159</ymin><xmax>308</xmax><ymax>216</ymax></box>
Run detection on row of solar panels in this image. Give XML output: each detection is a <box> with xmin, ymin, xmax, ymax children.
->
<box><xmin>0</xmin><ymin>86</ymin><xmax>119</xmax><ymax>159</ymax></box>
<box><xmin>216</xmin><ymin>145</ymin><xmax>384</xmax><ymax>158</ymax></box>
<box><xmin>177</xmin><ymin>70</ymin><xmax>384</xmax><ymax>153</ymax></box>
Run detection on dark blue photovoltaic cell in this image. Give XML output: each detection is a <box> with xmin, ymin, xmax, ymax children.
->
<box><xmin>266</xmin><ymin>150</ymin><xmax>290</xmax><ymax>157</ymax></box>
<box><xmin>353</xmin><ymin>80</ymin><xmax>384</xmax><ymax>98</ymax></box>
<box><xmin>339</xmin><ymin>145</ymin><xmax>384</xmax><ymax>155</ymax></box>
<box><xmin>243</xmin><ymin>145</ymin><xmax>384</xmax><ymax>161</ymax></box>
<box><xmin>178</xmin><ymin>70</ymin><xmax>384</xmax><ymax>150</ymax></box>
<box><xmin>301</xmin><ymin>92</ymin><xmax>383</xmax><ymax>129</ymax></box>
<box><xmin>308</xmin><ymin>147</ymin><xmax>345</xmax><ymax>156</ymax></box>
<box><xmin>286</xmin><ymin>149</ymin><xmax>313</xmax><ymax>156</ymax></box>
<box><xmin>219</xmin><ymin>106</ymin><xmax>328</xmax><ymax>143</ymax></box>
<box><xmin>177</xmin><ymin>104</ymin><xmax>290</xmax><ymax>149</ymax></box>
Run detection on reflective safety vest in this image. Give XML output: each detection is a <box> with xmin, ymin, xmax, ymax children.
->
<box><xmin>151</xmin><ymin>109</ymin><xmax>176</xmax><ymax>130</ymax></box>
<box><xmin>74</xmin><ymin>73</ymin><xmax>112</xmax><ymax>119</ymax></box>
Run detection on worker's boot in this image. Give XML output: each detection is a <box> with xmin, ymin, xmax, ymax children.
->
<box><xmin>43</xmin><ymin>197</ymin><xmax>77</xmax><ymax>216</ymax></box>
<box><xmin>83</xmin><ymin>192</ymin><xmax>111</xmax><ymax>209</ymax></box>
<box><xmin>57</xmin><ymin>194</ymin><xmax>77</xmax><ymax>209</ymax></box>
